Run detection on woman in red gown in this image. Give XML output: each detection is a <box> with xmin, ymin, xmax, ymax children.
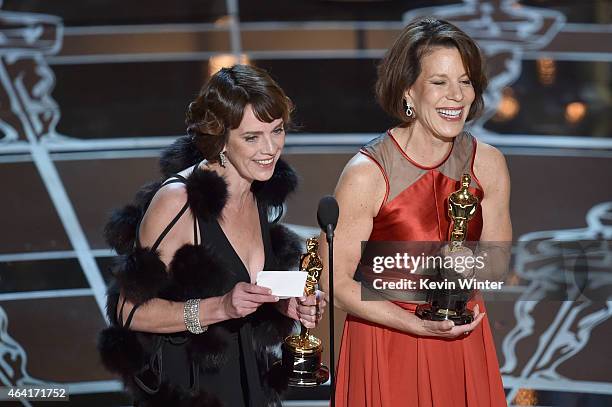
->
<box><xmin>322</xmin><ymin>18</ymin><xmax>510</xmax><ymax>407</ymax></box>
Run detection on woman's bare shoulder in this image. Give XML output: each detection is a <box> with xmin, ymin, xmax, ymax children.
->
<box><xmin>336</xmin><ymin>153</ymin><xmax>387</xmax><ymax>217</ymax></box>
<box><xmin>340</xmin><ymin>153</ymin><xmax>386</xmax><ymax>186</ymax></box>
<box><xmin>474</xmin><ymin>140</ymin><xmax>505</xmax><ymax>163</ymax></box>
<box><xmin>139</xmin><ymin>182</ymin><xmax>190</xmax><ymax>248</ymax></box>
<box><xmin>473</xmin><ymin>140</ymin><xmax>510</xmax><ymax>193</ymax></box>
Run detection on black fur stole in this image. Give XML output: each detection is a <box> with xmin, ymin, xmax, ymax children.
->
<box><xmin>99</xmin><ymin>136</ymin><xmax>302</xmax><ymax>407</ymax></box>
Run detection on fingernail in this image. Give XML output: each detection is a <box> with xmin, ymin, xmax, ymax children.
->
<box><xmin>274</xmin><ymin>296</ymin><xmax>279</xmax><ymax>301</ymax></box>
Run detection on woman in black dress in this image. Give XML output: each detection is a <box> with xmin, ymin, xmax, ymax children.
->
<box><xmin>99</xmin><ymin>64</ymin><xmax>327</xmax><ymax>406</ymax></box>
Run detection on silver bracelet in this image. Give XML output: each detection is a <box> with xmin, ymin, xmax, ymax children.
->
<box><xmin>183</xmin><ymin>299</ymin><xmax>207</xmax><ymax>334</ymax></box>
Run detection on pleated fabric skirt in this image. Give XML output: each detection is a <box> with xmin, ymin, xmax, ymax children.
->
<box><xmin>334</xmin><ymin>299</ymin><xmax>507</xmax><ymax>407</ymax></box>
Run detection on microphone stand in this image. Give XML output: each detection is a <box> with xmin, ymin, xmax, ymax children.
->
<box><xmin>326</xmin><ymin>224</ymin><xmax>336</xmax><ymax>407</ymax></box>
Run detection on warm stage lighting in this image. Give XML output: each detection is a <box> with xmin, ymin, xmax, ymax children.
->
<box><xmin>492</xmin><ymin>87</ymin><xmax>520</xmax><ymax>122</ymax></box>
<box><xmin>537</xmin><ymin>58</ymin><xmax>556</xmax><ymax>86</ymax></box>
<box><xmin>208</xmin><ymin>54</ymin><xmax>251</xmax><ymax>76</ymax></box>
<box><xmin>214</xmin><ymin>15</ymin><xmax>231</xmax><ymax>27</ymax></box>
<box><xmin>565</xmin><ymin>102</ymin><xmax>587</xmax><ymax>124</ymax></box>
<box><xmin>513</xmin><ymin>388</ymin><xmax>538</xmax><ymax>406</ymax></box>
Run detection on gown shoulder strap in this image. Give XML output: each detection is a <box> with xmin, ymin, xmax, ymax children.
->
<box><xmin>135</xmin><ymin>173</ymin><xmax>199</xmax><ymax>252</ymax></box>
<box><xmin>122</xmin><ymin>173</ymin><xmax>199</xmax><ymax>329</ymax></box>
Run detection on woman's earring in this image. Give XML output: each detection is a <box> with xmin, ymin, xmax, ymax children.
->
<box><xmin>405</xmin><ymin>102</ymin><xmax>415</xmax><ymax>119</ymax></box>
<box><xmin>219</xmin><ymin>151</ymin><xmax>227</xmax><ymax>168</ymax></box>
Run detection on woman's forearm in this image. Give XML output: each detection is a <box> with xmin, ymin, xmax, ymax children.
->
<box><xmin>335</xmin><ymin>277</ymin><xmax>423</xmax><ymax>335</ymax></box>
<box><xmin>120</xmin><ymin>295</ymin><xmax>231</xmax><ymax>334</ymax></box>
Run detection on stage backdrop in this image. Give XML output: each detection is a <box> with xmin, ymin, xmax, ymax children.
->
<box><xmin>0</xmin><ymin>1</ymin><xmax>610</xmax><ymax>406</ymax></box>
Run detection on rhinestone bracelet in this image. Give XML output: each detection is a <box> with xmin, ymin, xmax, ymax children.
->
<box><xmin>183</xmin><ymin>299</ymin><xmax>206</xmax><ymax>334</ymax></box>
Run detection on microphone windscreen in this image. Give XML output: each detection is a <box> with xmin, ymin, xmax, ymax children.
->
<box><xmin>317</xmin><ymin>195</ymin><xmax>339</xmax><ymax>232</ymax></box>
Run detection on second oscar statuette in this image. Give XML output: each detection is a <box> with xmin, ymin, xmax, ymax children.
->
<box><xmin>281</xmin><ymin>237</ymin><xmax>330</xmax><ymax>387</ymax></box>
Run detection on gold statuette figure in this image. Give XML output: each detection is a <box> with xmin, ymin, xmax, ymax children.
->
<box><xmin>448</xmin><ymin>173</ymin><xmax>479</xmax><ymax>250</ymax></box>
<box><xmin>281</xmin><ymin>237</ymin><xmax>329</xmax><ymax>387</ymax></box>
<box><xmin>416</xmin><ymin>173</ymin><xmax>479</xmax><ymax>325</ymax></box>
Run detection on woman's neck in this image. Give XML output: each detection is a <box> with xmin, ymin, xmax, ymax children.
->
<box><xmin>394</xmin><ymin>122</ymin><xmax>454</xmax><ymax>165</ymax></box>
<box><xmin>200</xmin><ymin>161</ymin><xmax>255</xmax><ymax>210</ymax></box>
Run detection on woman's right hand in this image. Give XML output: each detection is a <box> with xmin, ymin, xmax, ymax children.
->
<box><xmin>415</xmin><ymin>304</ymin><xmax>485</xmax><ymax>339</ymax></box>
<box><xmin>221</xmin><ymin>282</ymin><xmax>279</xmax><ymax>319</ymax></box>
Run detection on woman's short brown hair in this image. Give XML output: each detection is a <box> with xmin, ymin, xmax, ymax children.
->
<box><xmin>376</xmin><ymin>18</ymin><xmax>487</xmax><ymax>123</ymax></box>
<box><xmin>186</xmin><ymin>64</ymin><xmax>293</xmax><ymax>162</ymax></box>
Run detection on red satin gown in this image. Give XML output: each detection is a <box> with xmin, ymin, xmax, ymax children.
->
<box><xmin>334</xmin><ymin>131</ymin><xmax>506</xmax><ymax>407</ymax></box>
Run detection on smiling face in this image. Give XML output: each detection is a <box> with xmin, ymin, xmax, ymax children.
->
<box><xmin>224</xmin><ymin>104</ymin><xmax>285</xmax><ymax>182</ymax></box>
<box><xmin>405</xmin><ymin>46</ymin><xmax>475</xmax><ymax>139</ymax></box>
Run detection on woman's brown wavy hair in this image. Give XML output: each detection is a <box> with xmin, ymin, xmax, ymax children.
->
<box><xmin>186</xmin><ymin>64</ymin><xmax>293</xmax><ymax>162</ymax></box>
<box><xmin>376</xmin><ymin>18</ymin><xmax>488</xmax><ymax>124</ymax></box>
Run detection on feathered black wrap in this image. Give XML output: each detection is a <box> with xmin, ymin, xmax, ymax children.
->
<box><xmin>98</xmin><ymin>136</ymin><xmax>302</xmax><ymax>406</ymax></box>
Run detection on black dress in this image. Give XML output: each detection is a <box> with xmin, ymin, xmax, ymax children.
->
<box><xmin>99</xmin><ymin>139</ymin><xmax>300</xmax><ymax>407</ymax></box>
<box><xmin>191</xmin><ymin>200</ymin><xmax>274</xmax><ymax>406</ymax></box>
<box><xmin>148</xmin><ymin>177</ymin><xmax>274</xmax><ymax>406</ymax></box>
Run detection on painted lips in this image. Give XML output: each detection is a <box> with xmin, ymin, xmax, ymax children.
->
<box><xmin>436</xmin><ymin>107</ymin><xmax>463</xmax><ymax>122</ymax></box>
<box><xmin>254</xmin><ymin>158</ymin><xmax>274</xmax><ymax>168</ymax></box>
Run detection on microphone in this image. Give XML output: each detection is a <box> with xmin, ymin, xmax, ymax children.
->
<box><xmin>317</xmin><ymin>195</ymin><xmax>339</xmax><ymax>244</ymax></box>
<box><xmin>317</xmin><ymin>195</ymin><xmax>339</xmax><ymax>405</ymax></box>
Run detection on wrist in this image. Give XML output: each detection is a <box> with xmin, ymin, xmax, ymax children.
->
<box><xmin>280</xmin><ymin>297</ymin><xmax>300</xmax><ymax>320</ymax></box>
<box><xmin>184</xmin><ymin>299</ymin><xmax>206</xmax><ymax>334</ymax></box>
<box><xmin>404</xmin><ymin>310</ymin><xmax>425</xmax><ymax>336</ymax></box>
<box><xmin>200</xmin><ymin>296</ymin><xmax>227</xmax><ymax>326</ymax></box>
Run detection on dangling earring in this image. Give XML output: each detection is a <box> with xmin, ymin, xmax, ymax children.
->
<box><xmin>219</xmin><ymin>151</ymin><xmax>227</xmax><ymax>168</ymax></box>
<box><xmin>405</xmin><ymin>102</ymin><xmax>415</xmax><ymax>119</ymax></box>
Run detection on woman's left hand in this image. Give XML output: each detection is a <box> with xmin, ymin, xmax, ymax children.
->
<box><xmin>296</xmin><ymin>290</ymin><xmax>328</xmax><ymax>328</ymax></box>
<box><xmin>278</xmin><ymin>290</ymin><xmax>328</xmax><ymax>328</ymax></box>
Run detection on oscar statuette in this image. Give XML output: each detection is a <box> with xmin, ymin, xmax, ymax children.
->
<box><xmin>416</xmin><ymin>173</ymin><xmax>479</xmax><ymax>325</ymax></box>
<box><xmin>281</xmin><ymin>237</ymin><xmax>330</xmax><ymax>387</ymax></box>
